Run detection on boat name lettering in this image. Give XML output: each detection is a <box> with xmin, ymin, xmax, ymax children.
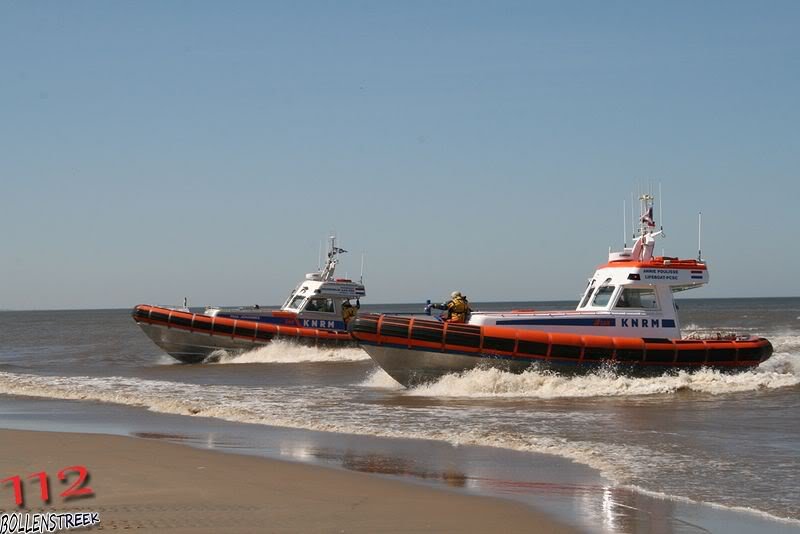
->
<box><xmin>642</xmin><ymin>268</ymin><xmax>679</xmax><ymax>281</ymax></box>
<box><xmin>302</xmin><ymin>319</ymin><xmax>338</xmax><ymax>329</ymax></box>
<box><xmin>620</xmin><ymin>318</ymin><xmax>660</xmax><ymax>328</ymax></box>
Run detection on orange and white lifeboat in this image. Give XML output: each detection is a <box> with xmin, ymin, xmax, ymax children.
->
<box><xmin>133</xmin><ymin>237</ymin><xmax>365</xmax><ymax>363</ymax></box>
<box><xmin>350</xmin><ymin>193</ymin><xmax>774</xmax><ymax>386</ymax></box>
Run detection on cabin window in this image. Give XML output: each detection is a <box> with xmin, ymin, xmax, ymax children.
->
<box><xmin>591</xmin><ymin>279</ymin><xmax>615</xmax><ymax>307</ymax></box>
<box><xmin>304</xmin><ymin>298</ymin><xmax>335</xmax><ymax>313</ymax></box>
<box><xmin>287</xmin><ymin>296</ymin><xmax>306</xmax><ymax>310</ymax></box>
<box><xmin>615</xmin><ymin>287</ymin><xmax>658</xmax><ymax>309</ymax></box>
<box><xmin>579</xmin><ymin>280</ymin><xmax>596</xmax><ymax>308</ymax></box>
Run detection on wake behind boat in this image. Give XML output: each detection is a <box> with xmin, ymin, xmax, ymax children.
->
<box><xmin>133</xmin><ymin>237</ymin><xmax>365</xmax><ymax>363</ymax></box>
<box><xmin>350</xmin><ymin>194</ymin><xmax>773</xmax><ymax>386</ymax></box>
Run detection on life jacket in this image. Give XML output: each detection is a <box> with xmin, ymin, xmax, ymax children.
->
<box><xmin>447</xmin><ymin>297</ymin><xmax>471</xmax><ymax>323</ymax></box>
<box><xmin>342</xmin><ymin>305</ymin><xmax>357</xmax><ymax>323</ymax></box>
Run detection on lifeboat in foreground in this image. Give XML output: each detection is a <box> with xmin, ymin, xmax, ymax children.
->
<box><xmin>350</xmin><ymin>193</ymin><xmax>773</xmax><ymax>387</ymax></box>
<box><xmin>133</xmin><ymin>237</ymin><xmax>364</xmax><ymax>363</ymax></box>
<box><xmin>350</xmin><ymin>314</ymin><xmax>772</xmax><ymax>387</ymax></box>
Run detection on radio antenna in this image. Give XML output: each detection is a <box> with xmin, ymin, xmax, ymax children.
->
<box><xmin>659</xmin><ymin>182</ymin><xmax>664</xmax><ymax>231</ymax></box>
<box><xmin>630</xmin><ymin>192</ymin><xmax>635</xmax><ymax>239</ymax></box>
<box><xmin>622</xmin><ymin>199</ymin><xmax>627</xmax><ymax>248</ymax></box>
<box><xmin>697</xmin><ymin>212</ymin><xmax>703</xmax><ymax>261</ymax></box>
<box><xmin>360</xmin><ymin>252</ymin><xmax>365</xmax><ymax>284</ymax></box>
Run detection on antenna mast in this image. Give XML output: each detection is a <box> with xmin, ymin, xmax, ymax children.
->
<box><xmin>697</xmin><ymin>212</ymin><xmax>703</xmax><ymax>261</ymax></box>
<box><xmin>322</xmin><ymin>235</ymin><xmax>336</xmax><ymax>280</ymax></box>
<box><xmin>622</xmin><ymin>199</ymin><xmax>627</xmax><ymax>248</ymax></box>
<box><xmin>630</xmin><ymin>192</ymin><xmax>635</xmax><ymax>240</ymax></box>
<box><xmin>360</xmin><ymin>252</ymin><xmax>365</xmax><ymax>284</ymax></box>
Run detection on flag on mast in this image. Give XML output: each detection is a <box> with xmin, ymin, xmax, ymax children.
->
<box><xmin>641</xmin><ymin>206</ymin><xmax>655</xmax><ymax>227</ymax></box>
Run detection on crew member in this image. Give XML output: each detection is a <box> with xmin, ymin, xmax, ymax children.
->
<box><xmin>431</xmin><ymin>291</ymin><xmax>472</xmax><ymax>323</ymax></box>
<box><xmin>342</xmin><ymin>299</ymin><xmax>360</xmax><ymax>323</ymax></box>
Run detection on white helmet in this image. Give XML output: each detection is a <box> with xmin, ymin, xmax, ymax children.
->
<box><xmin>451</xmin><ymin>291</ymin><xmax>462</xmax><ymax>298</ymax></box>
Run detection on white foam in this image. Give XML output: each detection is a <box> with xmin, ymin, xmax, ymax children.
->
<box><xmin>770</xmin><ymin>334</ymin><xmax>800</xmax><ymax>354</ymax></box>
<box><xmin>359</xmin><ymin>368</ymin><xmax>404</xmax><ymax>389</ymax></box>
<box><xmin>212</xmin><ymin>341</ymin><xmax>370</xmax><ymax>364</ymax></box>
<box><xmin>156</xmin><ymin>354</ymin><xmax>178</xmax><ymax>365</ymax></box>
<box><xmin>406</xmin><ymin>355</ymin><xmax>800</xmax><ymax>399</ymax></box>
<box><xmin>0</xmin><ymin>370</ymin><xmax>620</xmax><ymax>478</ymax></box>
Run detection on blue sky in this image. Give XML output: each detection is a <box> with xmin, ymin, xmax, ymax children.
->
<box><xmin>1</xmin><ymin>1</ymin><xmax>798</xmax><ymax>309</ymax></box>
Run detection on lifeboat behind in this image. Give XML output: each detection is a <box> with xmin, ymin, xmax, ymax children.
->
<box><xmin>133</xmin><ymin>304</ymin><xmax>355</xmax><ymax>363</ymax></box>
<box><xmin>132</xmin><ymin>236</ymin><xmax>364</xmax><ymax>363</ymax></box>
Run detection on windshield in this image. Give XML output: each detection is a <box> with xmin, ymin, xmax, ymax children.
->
<box><xmin>591</xmin><ymin>279</ymin><xmax>615</xmax><ymax>307</ymax></box>
<box><xmin>616</xmin><ymin>287</ymin><xmax>658</xmax><ymax>309</ymax></box>
<box><xmin>579</xmin><ymin>280</ymin><xmax>595</xmax><ymax>308</ymax></box>
<box><xmin>304</xmin><ymin>298</ymin><xmax>335</xmax><ymax>313</ymax></box>
<box><xmin>286</xmin><ymin>296</ymin><xmax>306</xmax><ymax>310</ymax></box>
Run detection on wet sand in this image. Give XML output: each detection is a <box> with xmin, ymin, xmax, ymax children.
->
<box><xmin>0</xmin><ymin>429</ymin><xmax>574</xmax><ymax>533</ymax></box>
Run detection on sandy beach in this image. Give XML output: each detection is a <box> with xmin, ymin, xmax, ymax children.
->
<box><xmin>0</xmin><ymin>429</ymin><xmax>573</xmax><ymax>533</ymax></box>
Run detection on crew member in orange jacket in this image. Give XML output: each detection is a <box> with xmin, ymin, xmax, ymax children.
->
<box><xmin>342</xmin><ymin>299</ymin><xmax>360</xmax><ymax>323</ymax></box>
<box><xmin>431</xmin><ymin>291</ymin><xmax>472</xmax><ymax>323</ymax></box>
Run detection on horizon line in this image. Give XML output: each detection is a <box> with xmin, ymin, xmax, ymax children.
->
<box><xmin>2</xmin><ymin>295</ymin><xmax>799</xmax><ymax>313</ymax></box>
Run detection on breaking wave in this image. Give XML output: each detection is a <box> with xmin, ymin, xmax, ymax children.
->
<box><xmin>210</xmin><ymin>341</ymin><xmax>370</xmax><ymax>364</ymax></box>
<box><xmin>0</xmin><ymin>372</ymin><xmax>672</xmax><ymax>504</ymax></box>
<box><xmin>0</xmin><ymin>370</ymin><xmax>624</xmax><ymax>480</ymax></box>
<box><xmin>406</xmin><ymin>360</ymin><xmax>800</xmax><ymax>398</ymax></box>
<box><xmin>770</xmin><ymin>333</ymin><xmax>800</xmax><ymax>355</ymax></box>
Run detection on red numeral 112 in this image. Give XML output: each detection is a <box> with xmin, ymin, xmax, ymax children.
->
<box><xmin>2</xmin><ymin>465</ymin><xmax>93</xmax><ymax>507</ymax></box>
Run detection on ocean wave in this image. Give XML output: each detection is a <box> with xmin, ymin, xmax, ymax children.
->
<box><xmin>0</xmin><ymin>370</ymin><xmax>622</xmax><ymax>479</ymax></box>
<box><xmin>404</xmin><ymin>354</ymin><xmax>800</xmax><ymax>399</ymax></box>
<box><xmin>210</xmin><ymin>341</ymin><xmax>371</xmax><ymax>364</ymax></box>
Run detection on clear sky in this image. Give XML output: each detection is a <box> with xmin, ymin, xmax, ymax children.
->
<box><xmin>1</xmin><ymin>1</ymin><xmax>798</xmax><ymax>309</ymax></box>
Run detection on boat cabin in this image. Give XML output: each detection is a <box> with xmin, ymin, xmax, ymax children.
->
<box><xmin>206</xmin><ymin>237</ymin><xmax>365</xmax><ymax>332</ymax></box>
<box><xmin>469</xmin><ymin>194</ymin><xmax>708</xmax><ymax>339</ymax></box>
<box><xmin>280</xmin><ymin>276</ymin><xmax>365</xmax><ymax>330</ymax></box>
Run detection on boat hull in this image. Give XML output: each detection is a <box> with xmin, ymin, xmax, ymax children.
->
<box><xmin>350</xmin><ymin>314</ymin><xmax>774</xmax><ymax>387</ymax></box>
<box><xmin>133</xmin><ymin>304</ymin><xmax>356</xmax><ymax>363</ymax></box>
<box><xmin>360</xmin><ymin>344</ymin><xmax>536</xmax><ymax>386</ymax></box>
<box><xmin>136</xmin><ymin>322</ymin><xmax>264</xmax><ymax>363</ymax></box>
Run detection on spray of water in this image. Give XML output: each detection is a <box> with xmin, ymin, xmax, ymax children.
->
<box><xmin>210</xmin><ymin>340</ymin><xmax>370</xmax><ymax>364</ymax></box>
